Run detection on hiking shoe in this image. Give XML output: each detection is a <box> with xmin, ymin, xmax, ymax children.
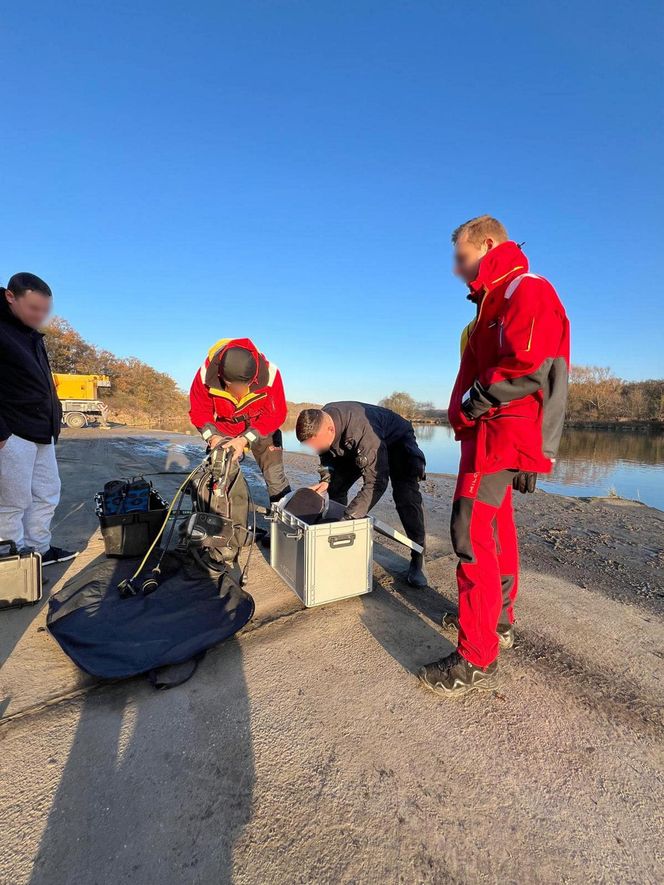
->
<box><xmin>407</xmin><ymin>552</ymin><xmax>428</xmax><ymax>588</ymax></box>
<box><xmin>41</xmin><ymin>546</ymin><xmax>79</xmax><ymax>567</ymax></box>
<box><xmin>441</xmin><ymin>612</ymin><xmax>515</xmax><ymax>650</ymax></box>
<box><xmin>418</xmin><ymin>651</ymin><xmax>499</xmax><ymax>698</ymax></box>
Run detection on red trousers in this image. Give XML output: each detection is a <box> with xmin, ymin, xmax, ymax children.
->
<box><xmin>450</xmin><ymin>469</ymin><xmax>519</xmax><ymax>668</ymax></box>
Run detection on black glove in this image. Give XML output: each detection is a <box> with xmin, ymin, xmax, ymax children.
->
<box><xmin>512</xmin><ymin>472</ymin><xmax>537</xmax><ymax>494</ymax></box>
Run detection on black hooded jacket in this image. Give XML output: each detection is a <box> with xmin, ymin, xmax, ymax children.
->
<box><xmin>320</xmin><ymin>401</ymin><xmax>422</xmax><ymax>517</ymax></box>
<box><xmin>0</xmin><ymin>296</ymin><xmax>62</xmax><ymax>444</ymax></box>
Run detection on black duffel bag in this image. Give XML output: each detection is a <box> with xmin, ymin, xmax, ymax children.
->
<box><xmin>47</xmin><ymin>552</ymin><xmax>254</xmax><ymax>682</ymax></box>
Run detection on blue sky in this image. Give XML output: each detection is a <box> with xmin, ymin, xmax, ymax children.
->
<box><xmin>1</xmin><ymin>1</ymin><xmax>662</xmax><ymax>406</ymax></box>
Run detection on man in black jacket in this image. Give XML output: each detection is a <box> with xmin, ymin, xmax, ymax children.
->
<box><xmin>296</xmin><ymin>402</ymin><xmax>428</xmax><ymax>587</ymax></box>
<box><xmin>0</xmin><ymin>273</ymin><xmax>77</xmax><ymax>565</ymax></box>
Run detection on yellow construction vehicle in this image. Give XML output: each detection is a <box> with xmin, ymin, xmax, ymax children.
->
<box><xmin>52</xmin><ymin>373</ymin><xmax>111</xmax><ymax>429</ymax></box>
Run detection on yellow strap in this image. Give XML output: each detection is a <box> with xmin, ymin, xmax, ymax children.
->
<box><xmin>207</xmin><ymin>337</ymin><xmax>232</xmax><ymax>361</ymax></box>
<box><xmin>460</xmin><ymin>319</ymin><xmax>476</xmax><ymax>357</ymax></box>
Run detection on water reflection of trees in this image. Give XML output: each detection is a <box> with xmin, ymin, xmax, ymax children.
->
<box><xmin>412</xmin><ymin>424</ymin><xmax>441</xmax><ymax>442</ymax></box>
<box><xmin>550</xmin><ymin>429</ymin><xmax>663</xmax><ymax>489</ymax></box>
<box><xmin>558</xmin><ymin>429</ymin><xmax>663</xmax><ymax>466</ymax></box>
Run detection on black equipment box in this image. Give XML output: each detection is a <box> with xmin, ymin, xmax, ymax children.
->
<box><xmin>95</xmin><ymin>484</ymin><xmax>168</xmax><ymax>558</ymax></box>
<box><xmin>0</xmin><ymin>541</ymin><xmax>43</xmax><ymax>610</ymax></box>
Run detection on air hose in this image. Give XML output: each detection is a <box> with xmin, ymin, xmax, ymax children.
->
<box><xmin>117</xmin><ymin>445</ymin><xmax>256</xmax><ymax>597</ymax></box>
<box><xmin>117</xmin><ymin>465</ymin><xmax>200</xmax><ymax>598</ymax></box>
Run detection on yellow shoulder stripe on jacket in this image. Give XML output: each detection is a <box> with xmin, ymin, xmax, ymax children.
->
<box><xmin>460</xmin><ymin>319</ymin><xmax>476</xmax><ymax>358</ymax></box>
<box><xmin>207</xmin><ymin>337</ymin><xmax>232</xmax><ymax>361</ymax></box>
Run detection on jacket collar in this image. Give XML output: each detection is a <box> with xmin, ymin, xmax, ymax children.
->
<box><xmin>324</xmin><ymin>406</ymin><xmax>344</xmax><ymax>452</ymax></box>
<box><xmin>0</xmin><ymin>294</ymin><xmax>43</xmax><ymax>336</ymax></box>
<box><xmin>467</xmin><ymin>241</ymin><xmax>529</xmax><ymax>302</ymax></box>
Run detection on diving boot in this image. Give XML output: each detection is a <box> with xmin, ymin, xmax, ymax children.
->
<box><xmin>406</xmin><ymin>552</ymin><xmax>428</xmax><ymax>588</ymax></box>
<box><xmin>418</xmin><ymin>651</ymin><xmax>499</xmax><ymax>698</ymax></box>
<box><xmin>441</xmin><ymin>612</ymin><xmax>515</xmax><ymax>650</ymax></box>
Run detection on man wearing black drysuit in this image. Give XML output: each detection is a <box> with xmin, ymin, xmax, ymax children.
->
<box><xmin>295</xmin><ymin>402</ymin><xmax>428</xmax><ymax>587</ymax></box>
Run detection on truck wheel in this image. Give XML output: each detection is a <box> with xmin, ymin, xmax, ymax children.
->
<box><xmin>64</xmin><ymin>412</ymin><xmax>87</xmax><ymax>428</ymax></box>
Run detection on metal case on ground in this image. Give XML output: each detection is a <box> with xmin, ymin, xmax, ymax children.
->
<box><xmin>0</xmin><ymin>546</ymin><xmax>43</xmax><ymax>610</ymax></box>
<box><xmin>270</xmin><ymin>506</ymin><xmax>373</xmax><ymax>607</ymax></box>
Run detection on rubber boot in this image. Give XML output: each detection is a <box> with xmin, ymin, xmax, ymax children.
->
<box><xmin>407</xmin><ymin>551</ymin><xmax>428</xmax><ymax>588</ymax></box>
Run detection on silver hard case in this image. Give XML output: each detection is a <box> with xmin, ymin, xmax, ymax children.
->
<box><xmin>269</xmin><ymin>507</ymin><xmax>373</xmax><ymax>607</ymax></box>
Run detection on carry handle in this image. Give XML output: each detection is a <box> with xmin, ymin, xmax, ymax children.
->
<box><xmin>328</xmin><ymin>533</ymin><xmax>356</xmax><ymax>549</ymax></box>
<box><xmin>0</xmin><ymin>540</ymin><xmax>18</xmax><ymax>558</ymax></box>
<box><xmin>285</xmin><ymin>531</ymin><xmax>303</xmax><ymax>540</ymax></box>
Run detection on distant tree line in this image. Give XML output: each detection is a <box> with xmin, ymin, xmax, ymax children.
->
<box><xmin>378</xmin><ymin>392</ymin><xmax>445</xmax><ymax>422</ymax></box>
<box><xmin>380</xmin><ymin>366</ymin><xmax>664</xmax><ymax>427</ymax></box>
<box><xmin>566</xmin><ymin>366</ymin><xmax>663</xmax><ymax>424</ymax></box>
<box><xmin>44</xmin><ymin>317</ymin><xmax>191</xmax><ymax>427</ymax></box>
<box><xmin>44</xmin><ymin>319</ymin><xmax>663</xmax><ymax>432</ymax></box>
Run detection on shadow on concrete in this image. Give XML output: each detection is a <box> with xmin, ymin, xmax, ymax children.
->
<box><xmin>28</xmin><ymin>633</ymin><xmax>254</xmax><ymax>885</ymax></box>
<box><xmin>360</xmin><ymin>585</ymin><xmax>454</xmax><ymax>675</ymax></box>
<box><xmin>25</xmin><ymin>435</ymin><xmax>257</xmax><ymax>884</ymax></box>
<box><xmin>358</xmin><ymin>539</ymin><xmax>459</xmax><ymax>675</ymax></box>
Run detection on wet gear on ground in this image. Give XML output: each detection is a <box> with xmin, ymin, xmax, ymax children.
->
<box><xmin>450</xmin><ymin>469</ymin><xmax>519</xmax><ymax>669</ymax></box>
<box><xmin>47</xmin><ymin>554</ymin><xmax>254</xmax><ymax>679</ymax></box>
<box><xmin>49</xmin><ymin>447</ymin><xmax>256</xmax><ymax>681</ymax></box>
<box><xmin>319</xmin><ymin>402</ymin><xmax>427</xmax><ymax>549</ymax></box>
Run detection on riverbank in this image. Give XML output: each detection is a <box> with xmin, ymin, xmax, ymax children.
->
<box><xmin>2</xmin><ymin>429</ymin><xmax>662</xmax><ymax>884</ymax></box>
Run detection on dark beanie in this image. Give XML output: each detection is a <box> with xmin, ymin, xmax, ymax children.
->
<box><xmin>220</xmin><ymin>347</ymin><xmax>257</xmax><ymax>383</ymax></box>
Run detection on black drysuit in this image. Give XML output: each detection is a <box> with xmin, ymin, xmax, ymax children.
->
<box><xmin>319</xmin><ymin>402</ymin><xmax>427</xmax><ymax>548</ymax></box>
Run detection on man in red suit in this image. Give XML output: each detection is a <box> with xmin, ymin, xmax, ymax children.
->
<box><xmin>420</xmin><ymin>216</ymin><xmax>570</xmax><ymax>698</ymax></box>
<box><xmin>189</xmin><ymin>337</ymin><xmax>291</xmax><ymax>502</ymax></box>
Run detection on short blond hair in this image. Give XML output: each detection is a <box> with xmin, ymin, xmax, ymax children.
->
<box><xmin>452</xmin><ymin>215</ymin><xmax>509</xmax><ymax>246</ymax></box>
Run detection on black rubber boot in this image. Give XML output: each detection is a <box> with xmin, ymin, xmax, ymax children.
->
<box><xmin>406</xmin><ymin>551</ymin><xmax>428</xmax><ymax>588</ymax></box>
<box><xmin>418</xmin><ymin>651</ymin><xmax>499</xmax><ymax>698</ymax></box>
<box><xmin>441</xmin><ymin>611</ymin><xmax>515</xmax><ymax>650</ymax></box>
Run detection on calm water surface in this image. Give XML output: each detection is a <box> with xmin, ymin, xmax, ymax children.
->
<box><xmin>280</xmin><ymin>425</ymin><xmax>664</xmax><ymax>511</ymax></box>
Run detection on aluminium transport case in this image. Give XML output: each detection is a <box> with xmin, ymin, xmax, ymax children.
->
<box><xmin>269</xmin><ymin>506</ymin><xmax>373</xmax><ymax>607</ymax></box>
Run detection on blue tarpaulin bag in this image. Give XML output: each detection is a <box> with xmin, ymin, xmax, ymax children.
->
<box><xmin>47</xmin><ymin>553</ymin><xmax>255</xmax><ymax>681</ymax></box>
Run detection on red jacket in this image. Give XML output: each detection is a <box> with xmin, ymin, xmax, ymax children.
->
<box><xmin>189</xmin><ymin>337</ymin><xmax>287</xmax><ymax>442</ymax></box>
<box><xmin>448</xmin><ymin>242</ymin><xmax>570</xmax><ymax>474</ymax></box>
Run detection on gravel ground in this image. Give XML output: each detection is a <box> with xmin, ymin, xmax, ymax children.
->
<box><xmin>1</xmin><ymin>429</ymin><xmax>662</xmax><ymax>885</ymax></box>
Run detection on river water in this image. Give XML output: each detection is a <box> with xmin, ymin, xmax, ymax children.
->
<box><xmin>280</xmin><ymin>424</ymin><xmax>664</xmax><ymax>511</ymax></box>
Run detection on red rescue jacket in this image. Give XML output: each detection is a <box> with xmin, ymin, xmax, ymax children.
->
<box><xmin>189</xmin><ymin>337</ymin><xmax>287</xmax><ymax>441</ymax></box>
<box><xmin>448</xmin><ymin>242</ymin><xmax>570</xmax><ymax>474</ymax></box>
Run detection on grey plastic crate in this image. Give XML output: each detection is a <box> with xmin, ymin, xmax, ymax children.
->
<box><xmin>270</xmin><ymin>507</ymin><xmax>373</xmax><ymax>607</ymax></box>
